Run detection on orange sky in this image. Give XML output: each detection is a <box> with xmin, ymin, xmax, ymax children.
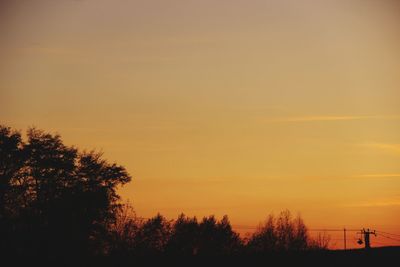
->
<box><xmin>1</xmin><ymin>0</ymin><xmax>400</xmax><ymax>248</ymax></box>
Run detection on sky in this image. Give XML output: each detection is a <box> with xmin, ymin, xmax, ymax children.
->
<box><xmin>1</xmin><ymin>0</ymin><xmax>400</xmax><ymax>248</ymax></box>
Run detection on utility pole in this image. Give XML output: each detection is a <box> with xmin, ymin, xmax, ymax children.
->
<box><xmin>343</xmin><ymin>228</ymin><xmax>347</xmax><ymax>250</ymax></box>
<box><xmin>361</xmin><ymin>228</ymin><xmax>376</xmax><ymax>249</ymax></box>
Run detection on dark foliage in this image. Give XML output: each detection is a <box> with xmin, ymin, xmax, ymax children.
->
<box><xmin>4</xmin><ymin>125</ymin><xmax>376</xmax><ymax>267</ymax></box>
<box><xmin>247</xmin><ymin>210</ymin><xmax>309</xmax><ymax>253</ymax></box>
<box><xmin>0</xmin><ymin>125</ymin><xmax>131</xmax><ymax>263</ymax></box>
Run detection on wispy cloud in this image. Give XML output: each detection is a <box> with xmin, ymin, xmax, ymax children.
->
<box><xmin>265</xmin><ymin>115</ymin><xmax>400</xmax><ymax>123</ymax></box>
<box><xmin>347</xmin><ymin>197</ymin><xmax>400</xmax><ymax>207</ymax></box>
<box><xmin>352</xmin><ymin>174</ymin><xmax>400</xmax><ymax>179</ymax></box>
<box><xmin>361</xmin><ymin>143</ymin><xmax>400</xmax><ymax>154</ymax></box>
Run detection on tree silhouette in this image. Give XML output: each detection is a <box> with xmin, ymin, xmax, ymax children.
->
<box><xmin>132</xmin><ymin>214</ymin><xmax>172</xmax><ymax>255</ymax></box>
<box><xmin>197</xmin><ymin>215</ymin><xmax>242</xmax><ymax>255</ymax></box>
<box><xmin>247</xmin><ymin>210</ymin><xmax>310</xmax><ymax>253</ymax></box>
<box><xmin>0</xmin><ymin>126</ymin><xmax>131</xmax><ymax>262</ymax></box>
<box><xmin>108</xmin><ymin>202</ymin><xmax>141</xmax><ymax>256</ymax></box>
<box><xmin>247</xmin><ymin>214</ymin><xmax>277</xmax><ymax>252</ymax></box>
<box><xmin>0</xmin><ymin>126</ymin><xmax>24</xmax><ymax>209</ymax></box>
<box><xmin>167</xmin><ymin>214</ymin><xmax>199</xmax><ymax>255</ymax></box>
<box><xmin>1</xmin><ymin>124</ymin><xmax>349</xmax><ymax>266</ymax></box>
<box><xmin>0</xmin><ymin>126</ymin><xmax>26</xmax><ymax>256</ymax></box>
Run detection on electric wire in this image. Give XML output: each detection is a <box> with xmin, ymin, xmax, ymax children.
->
<box><xmin>376</xmin><ymin>230</ymin><xmax>400</xmax><ymax>237</ymax></box>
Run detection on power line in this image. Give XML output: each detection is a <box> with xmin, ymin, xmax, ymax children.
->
<box><xmin>308</xmin><ymin>229</ymin><xmax>359</xmax><ymax>232</ymax></box>
<box><xmin>376</xmin><ymin>230</ymin><xmax>400</xmax><ymax>237</ymax></box>
<box><xmin>232</xmin><ymin>225</ymin><xmax>257</xmax><ymax>229</ymax></box>
<box><xmin>372</xmin><ymin>241</ymin><xmax>395</xmax><ymax>245</ymax></box>
<box><xmin>121</xmin><ymin>216</ymin><xmax>400</xmax><ymax>245</ymax></box>
<box><xmin>232</xmin><ymin>227</ymin><xmax>363</xmax><ymax>232</ymax></box>
<box><xmin>378</xmin><ymin>233</ymin><xmax>400</xmax><ymax>243</ymax></box>
<box><xmin>309</xmin><ymin>229</ymin><xmax>343</xmax><ymax>232</ymax></box>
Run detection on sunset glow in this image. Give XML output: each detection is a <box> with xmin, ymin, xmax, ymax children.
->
<box><xmin>1</xmin><ymin>0</ymin><xmax>400</xmax><ymax>249</ymax></box>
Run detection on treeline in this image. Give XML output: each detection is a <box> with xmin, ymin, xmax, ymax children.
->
<box><xmin>0</xmin><ymin>125</ymin><xmax>329</xmax><ymax>265</ymax></box>
<box><xmin>109</xmin><ymin>206</ymin><xmax>329</xmax><ymax>258</ymax></box>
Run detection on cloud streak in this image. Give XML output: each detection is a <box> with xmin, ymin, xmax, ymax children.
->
<box><xmin>265</xmin><ymin>115</ymin><xmax>400</xmax><ymax>123</ymax></box>
<box><xmin>352</xmin><ymin>174</ymin><xmax>400</xmax><ymax>178</ymax></box>
<box><xmin>361</xmin><ymin>143</ymin><xmax>400</xmax><ymax>154</ymax></box>
<box><xmin>347</xmin><ymin>198</ymin><xmax>400</xmax><ymax>207</ymax></box>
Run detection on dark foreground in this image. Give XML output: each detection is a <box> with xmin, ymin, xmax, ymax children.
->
<box><xmin>7</xmin><ymin>246</ymin><xmax>399</xmax><ymax>267</ymax></box>
<box><xmin>1</xmin><ymin>127</ymin><xmax>397</xmax><ymax>267</ymax></box>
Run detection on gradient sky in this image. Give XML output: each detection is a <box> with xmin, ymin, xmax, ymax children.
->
<box><xmin>1</xmin><ymin>0</ymin><xmax>400</xmax><ymax>248</ymax></box>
